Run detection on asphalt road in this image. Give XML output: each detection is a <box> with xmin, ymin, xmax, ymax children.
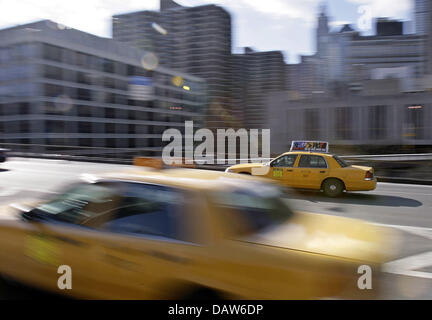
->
<box><xmin>0</xmin><ymin>157</ymin><xmax>431</xmax><ymax>299</ymax></box>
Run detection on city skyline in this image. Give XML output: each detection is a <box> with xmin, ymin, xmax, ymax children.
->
<box><xmin>0</xmin><ymin>0</ymin><xmax>413</xmax><ymax>63</ymax></box>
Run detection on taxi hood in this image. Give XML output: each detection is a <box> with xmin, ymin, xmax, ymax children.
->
<box><xmin>243</xmin><ymin>211</ymin><xmax>397</xmax><ymax>264</ymax></box>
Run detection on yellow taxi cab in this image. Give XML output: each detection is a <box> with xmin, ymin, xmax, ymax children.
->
<box><xmin>226</xmin><ymin>141</ymin><xmax>377</xmax><ymax>197</ymax></box>
<box><xmin>0</xmin><ymin>167</ymin><xmax>392</xmax><ymax>299</ymax></box>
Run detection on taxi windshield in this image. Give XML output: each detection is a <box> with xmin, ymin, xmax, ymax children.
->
<box><xmin>210</xmin><ymin>183</ymin><xmax>294</xmax><ymax>236</ymax></box>
<box><xmin>33</xmin><ymin>183</ymin><xmax>118</xmax><ymax>224</ymax></box>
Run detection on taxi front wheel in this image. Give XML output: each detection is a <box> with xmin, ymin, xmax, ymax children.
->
<box><xmin>322</xmin><ymin>179</ymin><xmax>344</xmax><ymax>197</ymax></box>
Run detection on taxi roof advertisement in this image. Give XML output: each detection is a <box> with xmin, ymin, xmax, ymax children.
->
<box><xmin>290</xmin><ymin>141</ymin><xmax>329</xmax><ymax>153</ymax></box>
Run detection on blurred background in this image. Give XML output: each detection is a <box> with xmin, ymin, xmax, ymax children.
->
<box><xmin>0</xmin><ymin>0</ymin><xmax>432</xmax><ymax>299</ymax></box>
<box><xmin>0</xmin><ymin>0</ymin><xmax>431</xmax><ymax>179</ymax></box>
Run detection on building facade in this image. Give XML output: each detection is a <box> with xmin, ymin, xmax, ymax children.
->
<box><xmin>232</xmin><ymin>48</ymin><xmax>286</xmax><ymax>129</ymax></box>
<box><xmin>416</xmin><ymin>0</ymin><xmax>429</xmax><ymax>35</ymax></box>
<box><xmin>289</xmin><ymin>5</ymin><xmax>428</xmax><ymax>99</ymax></box>
<box><xmin>0</xmin><ymin>20</ymin><xmax>206</xmax><ymax>158</ymax></box>
<box><xmin>267</xmin><ymin>89</ymin><xmax>432</xmax><ymax>155</ymax></box>
<box><xmin>113</xmin><ymin>0</ymin><xmax>233</xmax><ymax>129</ymax></box>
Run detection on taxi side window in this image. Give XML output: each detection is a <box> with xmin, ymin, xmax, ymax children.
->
<box><xmin>100</xmin><ymin>183</ymin><xmax>187</xmax><ymax>242</ymax></box>
<box><xmin>271</xmin><ymin>155</ymin><xmax>297</xmax><ymax>168</ymax></box>
<box><xmin>298</xmin><ymin>155</ymin><xmax>327</xmax><ymax>168</ymax></box>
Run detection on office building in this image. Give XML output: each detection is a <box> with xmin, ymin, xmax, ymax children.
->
<box><xmin>113</xmin><ymin>0</ymin><xmax>232</xmax><ymax>129</ymax></box>
<box><xmin>232</xmin><ymin>48</ymin><xmax>286</xmax><ymax>129</ymax></box>
<box><xmin>288</xmin><ymin>5</ymin><xmax>427</xmax><ymax>98</ymax></box>
<box><xmin>0</xmin><ymin>20</ymin><xmax>206</xmax><ymax>158</ymax></box>
<box><xmin>267</xmin><ymin>89</ymin><xmax>432</xmax><ymax>155</ymax></box>
<box><xmin>416</xmin><ymin>0</ymin><xmax>430</xmax><ymax>35</ymax></box>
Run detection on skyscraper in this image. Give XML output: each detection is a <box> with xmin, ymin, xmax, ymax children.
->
<box><xmin>0</xmin><ymin>20</ymin><xmax>206</xmax><ymax>158</ymax></box>
<box><xmin>316</xmin><ymin>3</ymin><xmax>330</xmax><ymax>58</ymax></box>
<box><xmin>427</xmin><ymin>0</ymin><xmax>432</xmax><ymax>74</ymax></box>
<box><xmin>232</xmin><ymin>48</ymin><xmax>286</xmax><ymax>129</ymax></box>
<box><xmin>416</xmin><ymin>0</ymin><xmax>429</xmax><ymax>35</ymax></box>
<box><xmin>113</xmin><ymin>0</ymin><xmax>233</xmax><ymax>129</ymax></box>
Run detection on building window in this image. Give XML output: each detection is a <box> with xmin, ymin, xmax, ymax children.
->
<box><xmin>104</xmin><ymin>77</ymin><xmax>116</xmax><ymax>89</ymax></box>
<box><xmin>334</xmin><ymin>107</ymin><xmax>353</xmax><ymax>140</ymax></box>
<box><xmin>78</xmin><ymin>122</ymin><xmax>92</xmax><ymax>134</ymax></box>
<box><xmin>77</xmin><ymin>88</ymin><xmax>92</xmax><ymax>101</ymax></box>
<box><xmin>404</xmin><ymin>105</ymin><xmax>425</xmax><ymax>140</ymax></box>
<box><xmin>368</xmin><ymin>105</ymin><xmax>387</xmax><ymax>140</ymax></box>
<box><xmin>44</xmin><ymin>84</ymin><xmax>64</xmax><ymax>97</ymax></box>
<box><xmin>304</xmin><ymin>109</ymin><xmax>320</xmax><ymax>140</ymax></box>
<box><xmin>44</xmin><ymin>65</ymin><xmax>63</xmax><ymax>81</ymax></box>
<box><xmin>103</xmin><ymin>59</ymin><xmax>115</xmax><ymax>73</ymax></box>
<box><xmin>79</xmin><ymin>138</ymin><xmax>92</xmax><ymax>147</ymax></box>
<box><xmin>77</xmin><ymin>106</ymin><xmax>93</xmax><ymax>117</ymax></box>
<box><xmin>19</xmin><ymin>103</ymin><xmax>30</xmax><ymax>115</ymax></box>
<box><xmin>105</xmin><ymin>108</ymin><xmax>116</xmax><ymax>119</ymax></box>
<box><xmin>43</xmin><ymin>44</ymin><xmax>63</xmax><ymax>62</ymax></box>
<box><xmin>76</xmin><ymin>52</ymin><xmax>92</xmax><ymax>68</ymax></box>
<box><xmin>77</xmin><ymin>72</ymin><xmax>92</xmax><ymax>85</ymax></box>
<box><xmin>106</xmin><ymin>123</ymin><xmax>116</xmax><ymax>134</ymax></box>
<box><xmin>20</xmin><ymin>121</ymin><xmax>30</xmax><ymax>133</ymax></box>
<box><xmin>46</xmin><ymin>120</ymin><xmax>65</xmax><ymax>133</ymax></box>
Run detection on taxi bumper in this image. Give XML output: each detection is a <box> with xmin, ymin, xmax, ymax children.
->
<box><xmin>346</xmin><ymin>178</ymin><xmax>377</xmax><ymax>191</ymax></box>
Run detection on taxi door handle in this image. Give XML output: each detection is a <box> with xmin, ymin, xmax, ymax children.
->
<box><xmin>286</xmin><ymin>169</ymin><xmax>293</xmax><ymax>172</ymax></box>
<box><xmin>320</xmin><ymin>171</ymin><xmax>326</xmax><ymax>173</ymax></box>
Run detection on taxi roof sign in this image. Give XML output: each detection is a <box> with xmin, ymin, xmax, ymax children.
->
<box><xmin>290</xmin><ymin>141</ymin><xmax>329</xmax><ymax>153</ymax></box>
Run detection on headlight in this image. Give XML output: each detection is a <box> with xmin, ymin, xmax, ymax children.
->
<box><xmin>225</xmin><ymin>168</ymin><xmax>234</xmax><ymax>173</ymax></box>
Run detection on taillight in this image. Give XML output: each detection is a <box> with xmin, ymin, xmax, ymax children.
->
<box><xmin>365</xmin><ymin>171</ymin><xmax>373</xmax><ymax>180</ymax></box>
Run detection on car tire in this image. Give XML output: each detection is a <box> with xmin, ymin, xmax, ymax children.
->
<box><xmin>238</xmin><ymin>172</ymin><xmax>251</xmax><ymax>175</ymax></box>
<box><xmin>323</xmin><ymin>179</ymin><xmax>344</xmax><ymax>197</ymax></box>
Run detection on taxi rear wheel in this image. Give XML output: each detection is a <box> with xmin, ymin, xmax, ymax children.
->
<box><xmin>322</xmin><ymin>179</ymin><xmax>344</xmax><ymax>197</ymax></box>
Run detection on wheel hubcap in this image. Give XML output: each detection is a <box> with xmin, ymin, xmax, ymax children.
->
<box><xmin>330</xmin><ymin>184</ymin><xmax>337</xmax><ymax>191</ymax></box>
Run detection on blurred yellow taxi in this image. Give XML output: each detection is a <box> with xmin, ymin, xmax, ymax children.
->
<box><xmin>0</xmin><ymin>168</ymin><xmax>391</xmax><ymax>299</ymax></box>
<box><xmin>226</xmin><ymin>141</ymin><xmax>377</xmax><ymax>197</ymax></box>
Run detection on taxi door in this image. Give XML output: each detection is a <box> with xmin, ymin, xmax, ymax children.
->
<box><xmin>84</xmin><ymin>182</ymin><xmax>196</xmax><ymax>299</ymax></box>
<box><xmin>268</xmin><ymin>154</ymin><xmax>298</xmax><ymax>187</ymax></box>
<box><xmin>292</xmin><ymin>154</ymin><xmax>329</xmax><ymax>189</ymax></box>
<box><xmin>22</xmin><ymin>182</ymin><xmax>123</xmax><ymax>297</ymax></box>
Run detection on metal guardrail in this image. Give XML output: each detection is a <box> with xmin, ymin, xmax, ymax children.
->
<box><xmin>5</xmin><ymin>150</ymin><xmax>432</xmax><ymax>165</ymax></box>
<box><xmin>340</xmin><ymin>154</ymin><xmax>432</xmax><ymax>161</ymax></box>
<box><xmin>3</xmin><ymin>149</ymin><xmax>432</xmax><ymax>184</ymax></box>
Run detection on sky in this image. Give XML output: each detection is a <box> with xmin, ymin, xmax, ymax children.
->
<box><xmin>0</xmin><ymin>0</ymin><xmax>414</xmax><ymax>63</ymax></box>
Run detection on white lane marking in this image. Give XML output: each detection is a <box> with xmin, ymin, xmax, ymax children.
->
<box><xmin>378</xmin><ymin>182</ymin><xmax>432</xmax><ymax>189</ymax></box>
<box><xmin>374</xmin><ymin>190</ymin><xmax>432</xmax><ymax>196</ymax></box>
<box><xmin>373</xmin><ymin>223</ymin><xmax>432</xmax><ymax>240</ymax></box>
<box><xmin>383</xmin><ymin>251</ymin><xmax>432</xmax><ymax>279</ymax></box>
<box><xmin>374</xmin><ymin>223</ymin><xmax>432</xmax><ymax>279</ymax></box>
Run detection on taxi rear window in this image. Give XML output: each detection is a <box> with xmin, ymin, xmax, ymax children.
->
<box><xmin>333</xmin><ymin>155</ymin><xmax>349</xmax><ymax>168</ymax></box>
